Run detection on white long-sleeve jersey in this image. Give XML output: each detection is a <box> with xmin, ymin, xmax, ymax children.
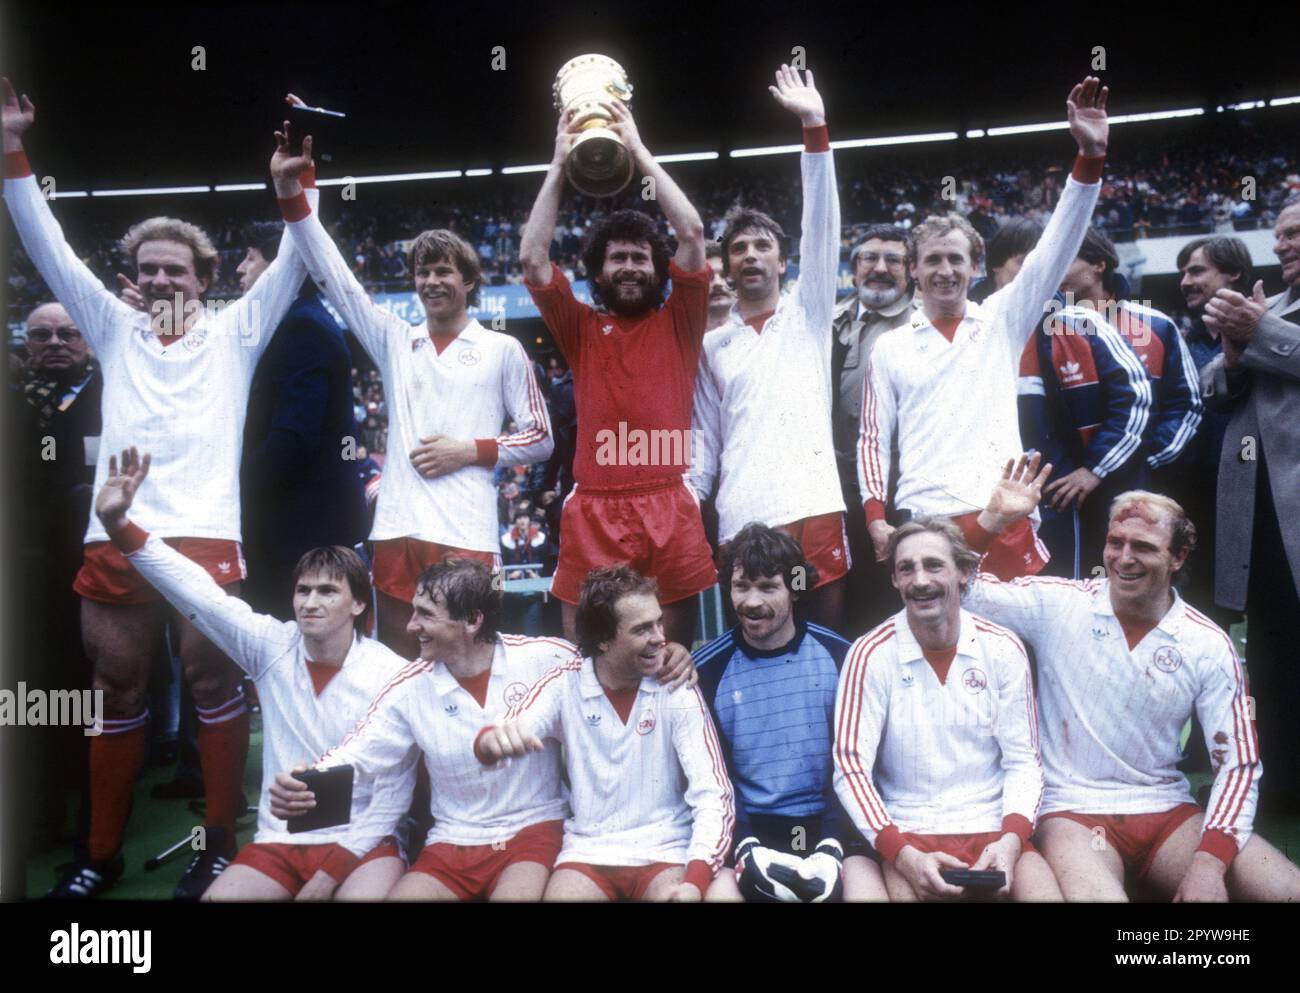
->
<box><xmin>963</xmin><ymin>575</ymin><xmax>1259</xmax><ymax>857</ymax></box>
<box><xmin>284</xmin><ymin>203</ymin><xmax>552</xmax><ymax>552</ymax></box>
<box><xmin>833</xmin><ymin>609</ymin><xmax>1043</xmax><ymax>848</ymax></box>
<box><xmin>858</xmin><ymin>173</ymin><xmax>1102</xmax><ymax>518</ymax></box>
<box><xmin>690</xmin><ymin>137</ymin><xmax>844</xmax><ymax>540</ymax></box>
<box><xmin>3</xmin><ymin>169</ymin><xmax>314</xmax><ymax>544</ymax></box>
<box><xmin>504</xmin><ymin>657</ymin><xmax>734</xmax><ymax>873</ymax></box>
<box><xmin>318</xmin><ymin>634</ymin><xmax>575</xmax><ymax>847</ymax></box>
<box><xmin>122</xmin><ymin>532</ymin><xmax>418</xmax><ymax>856</ymax></box>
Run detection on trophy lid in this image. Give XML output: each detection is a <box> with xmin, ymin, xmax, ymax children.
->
<box><xmin>552</xmin><ymin>54</ymin><xmax>633</xmax><ymax>109</ymax></box>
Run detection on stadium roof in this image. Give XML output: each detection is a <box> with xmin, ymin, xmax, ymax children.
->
<box><xmin>3</xmin><ymin>0</ymin><xmax>1297</xmax><ymax>188</ymax></box>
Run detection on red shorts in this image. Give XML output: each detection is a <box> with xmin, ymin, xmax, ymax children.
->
<box><xmin>551</xmin><ymin>480</ymin><xmax>716</xmax><ymax>605</ymax></box>
<box><xmin>951</xmin><ymin>512</ymin><xmax>1048</xmax><ymax>581</ymax></box>
<box><xmin>75</xmin><ymin>538</ymin><xmax>245</xmax><ymax>605</ymax></box>
<box><xmin>372</xmin><ymin>537</ymin><xmax>500</xmax><ymax>604</ymax></box>
<box><xmin>1041</xmin><ymin>804</ymin><xmax>1201</xmax><ymax>878</ymax></box>
<box><xmin>773</xmin><ymin>512</ymin><xmax>851</xmax><ymax>587</ymax></box>
<box><xmin>409</xmin><ymin>819</ymin><xmax>564</xmax><ymax>901</ymax></box>
<box><xmin>554</xmin><ymin>860</ymin><xmax>681</xmax><ymax>902</ymax></box>
<box><xmin>903</xmin><ymin>831</ymin><xmax>1038</xmax><ymax>864</ymax></box>
<box><xmin>231</xmin><ymin>836</ymin><xmax>401</xmax><ymax>895</ymax></box>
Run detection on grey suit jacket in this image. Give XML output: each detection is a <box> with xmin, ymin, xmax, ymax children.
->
<box><xmin>1200</xmin><ymin>286</ymin><xmax>1300</xmax><ymax>609</ymax></box>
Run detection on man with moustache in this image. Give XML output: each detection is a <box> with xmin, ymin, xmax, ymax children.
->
<box><xmin>1199</xmin><ymin>194</ymin><xmax>1300</xmax><ymax>814</ymax></box>
<box><xmin>1163</xmin><ymin>236</ymin><xmax>1253</xmax><ymax>626</ymax></box>
<box><xmin>522</xmin><ymin>99</ymin><xmax>715</xmax><ymax>647</ymax></box>
<box><xmin>692</xmin><ymin>523</ymin><xmax>887</xmax><ymax>901</ymax></box>
<box><xmin>833</xmin><ymin>515</ymin><xmax>1056</xmax><ymax>902</ymax></box>
<box><xmin>832</xmin><ymin>227</ymin><xmax>913</xmax><ymax>634</ymax></box>
<box><xmin>704</xmin><ymin>242</ymin><xmax>736</xmax><ymax>332</ymax></box>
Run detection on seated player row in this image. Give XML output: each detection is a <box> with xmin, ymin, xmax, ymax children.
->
<box><xmin>91</xmin><ymin>446</ymin><xmax>1300</xmax><ymax>901</ymax></box>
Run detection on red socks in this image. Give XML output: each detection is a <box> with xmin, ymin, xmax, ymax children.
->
<box><xmin>87</xmin><ymin>712</ymin><xmax>149</xmax><ymax>863</ymax></box>
<box><xmin>196</xmin><ymin>691</ymin><xmax>250</xmax><ymax>845</ymax></box>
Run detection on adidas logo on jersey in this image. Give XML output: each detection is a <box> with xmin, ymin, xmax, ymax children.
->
<box><xmin>1059</xmin><ymin>360</ymin><xmax>1083</xmax><ymax>384</ymax></box>
<box><xmin>585</xmin><ymin>713</ymin><xmax>601</xmax><ymax>726</ymax></box>
<box><xmin>217</xmin><ymin>561</ymin><xmax>231</xmax><ymax>574</ymax></box>
<box><xmin>445</xmin><ymin>703</ymin><xmax>459</xmax><ymax>717</ymax></box>
<box><xmin>601</xmin><ymin>324</ymin><xmax>614</xmax><ymax>336</ymax></box>
<box><xmin>901</xmin><ymin>674</ymin><xmax>915</xmax><ymax>688</ymax></box>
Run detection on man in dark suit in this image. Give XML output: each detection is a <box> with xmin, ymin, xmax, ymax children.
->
<box><xmin>238</xmin><ymin>222</ymin><xmax>368</xmax><ymax>621</ymax></box>
<box><xmin>6</xmin><ymin>302</ymin><xmax>103</xmax><ymax>884</ymax></box>
<box><xmin>1200</xmin><ymin>195</ymin><xmax>1300</xmax><ymax>814</ymax></box>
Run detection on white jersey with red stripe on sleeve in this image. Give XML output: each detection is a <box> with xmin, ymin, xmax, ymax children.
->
<box><xmin>503</xmin><ymin>657</ymin><xmax>734</xmax><ymax>886</ymax></box>
<box><xmin>318</xmin><ymin>634</ymin><xmax>576</xmax><ymax>847</ymax></box>
<box><xmin>832</xmin><ymin>608</ymin><xmax>1042</xmax><ymax>861</ymax></box>
<box><xmin>689</xmin><ymin>126</ymin><xmax>844</xmax><ymax>539</ymax></box>
<box><xmin>3</xmin><ymin>157</ymin><xmax>316</xmax><ymax>545</ymax></box>
<box><xmin>858</xmin><ymin>166</ymin><xmax>1102</xmax><ymax>522</ymax></box>
<box><xmin>962</xmin><ymin>574</ymin><xmax>1260</xmax><ymax>862</ymax></box>
<box><xmin>281</xmin><ymin>199</ymin><xmax>552</xmax><ymax>554</ymax></box>
<box><xmin>117</xmin><ymin>527</ymin><xmax>417</xmax><ymax>856</ymax></box>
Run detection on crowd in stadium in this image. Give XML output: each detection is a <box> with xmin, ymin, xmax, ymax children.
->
<box><xmin>6</xmin><ymin>61</ymin><xmax>1300</xmax><ymax>906</ymax></box>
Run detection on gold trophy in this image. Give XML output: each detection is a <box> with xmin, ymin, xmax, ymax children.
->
<box><xmin>552</xmin><ymin>54</ymin><xmax>635</xmax><ymax>197</ymax></box>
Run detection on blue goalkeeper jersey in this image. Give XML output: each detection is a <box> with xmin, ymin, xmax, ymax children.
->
<box><xmin>694</xmin><ymin>620</ymin><xmax>852</xmax><ymax>835</ymax></box>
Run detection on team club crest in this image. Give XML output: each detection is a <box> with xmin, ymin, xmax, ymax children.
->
<box><xmin>458</xmin><ymin>347</ymin><xmax>481</xmax><ymax>366</ymax></box>
<box><xmin>961</xmin><ymin>668</ymin><xmax>988</xmax><ymax>694</ymax></box>
<box><xmin>1153</xmin><ymin>646</ymin><xmax>1184</xmax><ymax>673</ymax></box>
<box><xmin>503</xmin><ymin>682</ymin><xmax>528</xmax><ymax>708</ymax></box>
<box><xmin>635</xmin><ymin>708</ymin><xmax>657</xmax><ymax>735</ymax></box>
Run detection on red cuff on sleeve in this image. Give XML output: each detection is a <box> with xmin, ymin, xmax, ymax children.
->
<box><xmin>874</xmin><ymin>825</ymin><xmax>907</xmax><ymax>866</ymax></box>
<box><xmin>1071</xmin><ymin>154</ymin><xmax>1105</xmax><ymax>184</ymax></box>
<box><xmin>967</xmin><ymin>520</ymin><xmax>997</xmax><ymax>555</ymax></box>
<box><xmin>1196</xmin><ymin>829</ymin><xmax>1239</xmax><ymax>868</ymax></box>
<box><xmin>524</xmin><ymin>262</ymin><xmax>562</xmax><ymax>291</ymax></box>
<box><xmin>474</xmin><ymin>439</ymin><xmax>499</xmax><ymax>467</ymax></box>
<box><xmin>684</xmin><ymin>859</ymin><xmax>714</xmax><ymax>896</ymax></box>
<box><xmin>803</xmin><ymin>124</ymin><xmax>830</xmax><ymax>153</ymax></box>
<box><xmin>472</xmin><ymin>725</ymin><xmax>496</xmax><ymax>765</ymax></box>
<box><xmin>300</xmin><ymin>163</ymin><xmax>316</xmax><ymax>190</ymax></box>
<box><xmin>320</xmin><ymin>846</ymin><xmax>362</xmax><ymax>884</ymax></box>
<box><xmin>864</xmin><ymin>500</ymin><xmax>887</xmax><ymax>526</ymax></box>
<box><xmin>1001</xmin><ymin>814</ymin><xmax>1034</xmax><ymax>846</ymax></box>
<box><xmin>4</xmin><ymin>150</ymin><xmax>32</xmax><ymax>179</ymax></box>
<box><xmin>278</xmin><ymin>191</ymin><xmax>311</xmax><ymax>223</ymax></box>
<box><xmin>110</xmin><ymin>521</ymin><xmax>150</xmax><ymax>556</ymax></box>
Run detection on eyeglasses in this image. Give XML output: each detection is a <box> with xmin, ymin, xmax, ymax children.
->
<box><xmin>27</xmin><ymin>327</ymin><xmax>83</xmax><ymax>343</ymax></box>
<box><xmin>856</xmin><ymin>252</ymin><xmax>907</xmax><ymax>269</ymax></box>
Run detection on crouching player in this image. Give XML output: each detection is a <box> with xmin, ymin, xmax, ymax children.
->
<box><xmin>692</xmin><ymin>523</ymin><xmax>887</xmax><ymax>901</ymax></box>
<box><xmin>834</xmin><ymin>516</ymin><xmax>1061</xmax><ymax>901</ymax></box>
<box><xmin>477</xmin><ymin>566</ymin><xmax>733</xmax><ymax>901</ymax></box>
<box><xmin>92</xmin><ymin>449</ymin><xmax>417</xmax><ymax>900</ymax></box>
<box><xmin>272</xmin><ymin>559</ymin><xmax>697</xmax><ymax>901</ymax></box>
<box><xmin>965</xmin><ymin>454</ymin><xmax>1300</xmax><ymax>901</ymax></box>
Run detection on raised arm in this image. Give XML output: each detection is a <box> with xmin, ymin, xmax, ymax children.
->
<box><xmin>2</xmin><ymin>78</ymin><xmax>136</xmax><ymax>352</ymax></box>
<box><xmin>519</xmin><ymin>111</ymin><xmax>580</xmax><ymax>287</ymax></box>
<box><xmin>270</xmin><ymin>122</ymin><xmax>401</xmax><ymax>368</ymax></box>
<box><xmin>93</xmin><ymin>447</ymin><xmax>288</xmax><ymax>677</ymax></box>
<box><xmin>989</xmin><ymin>77</ymin><xmax>1108</xmax><ymax>354</ymax></box>
<box><xmin>769</xmin><ymin>65</ymin><xmax>840</xmax><ymax>337</ymax></box>
<box><xmin>603</xmin><ymin>100</ymin><xmax>705</xmax><ymax>272</ymax></box>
